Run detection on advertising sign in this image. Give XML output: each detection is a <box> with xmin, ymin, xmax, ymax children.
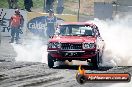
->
<box><xmin>27</xmin><ymin>16</ymin><xmax>64</xmax><ymax>36</ymax></box>
<box><xmin>0</xmin><ymin>8</ymin><xmax>27</xmax><ymax>37</ymax></box>
<box><xmin>27</xmin><ymin>12</ymin><xmax>77</xmax><ymax>36</ymax></box>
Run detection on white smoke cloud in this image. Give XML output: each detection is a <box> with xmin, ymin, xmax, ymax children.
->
<box><xmin>91</xmin><ymin>15</ymin><xmax>132</xmax><ymax>66</ymax></box>
<box><xmin>12</xmin><ymin>36</ymin><xmax>48</xmax><ymax>64</ymax></box>
<box><xmin>12</xmin><ymin>15</ymin><xmax>132</xmax><ymax>66</ymax></box>
<box><xmin>107</xmin><ymin>81</ymin><xmax>132</xmax><ymax>87</ymax></box>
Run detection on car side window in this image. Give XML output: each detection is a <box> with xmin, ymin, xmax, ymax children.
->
<box><xmin>84</xmin><ymin>30</ymin><xmax>93</xmax><ymax>36</ymax></box>
<box><xmin>91</xmin><ymin>26</ymin><xmax>100</xmax><ymax>37</ymax></box>
<box><xmin>59</xmin><ymin>26</ymin><xmax>66</xmax><ymax>35</ymax></box>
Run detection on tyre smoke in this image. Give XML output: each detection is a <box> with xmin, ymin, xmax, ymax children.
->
<box><xmin>107</xmin><ymin>81</ymin><xmax>132</xmax><ymax>87</ymax></box>
<box><xmin>12</xmin><ymin>37</ymin><xmax>48</xmax><ymax>64</ymax></box>
<box><xmin>91</xmin><ymin>15</ymin><xmax>132</xmax><ymax>66</ymax></box>
<box><xmin>12</xmin><ymin>15</ymin><xmax>132</xmax><ymax>66</ymax></box>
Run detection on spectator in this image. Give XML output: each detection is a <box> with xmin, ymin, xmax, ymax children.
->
<box><xmin>56</xmin><ymin>0</ymin><xmax>64</xmax><ymax>14</ymax></box>
<box><xmin>45</xmin><ymin>9</ymin><xmax>57</xmax><ymax>37</ymax></box>
<box><xmin>9</xmin><ymin>9</ymin><xmax>24</xmax><ymax>44</ymax></box>
<box><xmin>7</xmin><ymin>0</ymin><xmax>11</xmax><ymax>9</ymax></box>
<box><xmin>7</xmin><ymin>0</ymin><xmax>18</xmax><ymax>9</ymax></box>
<box><xmin>45</xmin><ymin>0</ymin><xmax>55</xmax><ymax>13</ymax></box>
<box><xmin>24</xmin><ymin>0</ymin><xmax>33</xmax><ymax>12</ymax></box>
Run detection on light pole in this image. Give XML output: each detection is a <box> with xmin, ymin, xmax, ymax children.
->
<box><xmin>43</xmin><ymin>0</ymin><xmax>46</xmax><ymax>12</ymax></box>
<box><xmin>77</xmin><ymin>0</ymin><xmax>80</xmax><ymax>22</ymax></box>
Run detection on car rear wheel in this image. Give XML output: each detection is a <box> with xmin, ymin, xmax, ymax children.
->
<box><xmin>48</xmin><ymin>54</ymin><xmax>54</xmax><ymax>68</ymax></box>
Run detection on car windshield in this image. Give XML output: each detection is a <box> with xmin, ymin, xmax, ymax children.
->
<box><xmin>56</xmin><ymin>25</ymin><xmax>94</xmax><ymax>36</ymax></box>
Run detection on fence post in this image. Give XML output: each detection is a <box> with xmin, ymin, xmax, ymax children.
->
<box><xmin>77</xmin><ymin>0</ymin><xmax>80</xmax><ymax>22</ymax></box>
<box><xmin>43</xmin><ymin>0</ymin><xmax>46</xmax><ymax>12</ymax></box>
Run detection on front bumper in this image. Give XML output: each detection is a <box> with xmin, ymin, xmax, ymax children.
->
<box><xmin>47</xmin><ymin>50</ymin><xmax>97</xmax><ymax>60</ymax></box>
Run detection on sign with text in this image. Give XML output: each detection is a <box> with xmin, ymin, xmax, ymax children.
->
<box><xmin>27</xmin><ymin>12</ymin><xmax>77</xmax><ymax>36</ymax></box>
<box><xmin>76</xmin><ymin>65</ymin><xmax>131</xmax><ymax>84</ymax></box>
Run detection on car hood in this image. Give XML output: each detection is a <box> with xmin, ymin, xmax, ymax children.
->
<box><xmin>49</xmin><ymin>36</ymin><xmax>96</xmax><ymax>43</ymax></box>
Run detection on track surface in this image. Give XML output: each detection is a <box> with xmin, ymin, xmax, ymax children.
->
<box><xmin>0</xmin><ymin>37</ymin><xmax>132</xmax><ymax>87</ymax></box>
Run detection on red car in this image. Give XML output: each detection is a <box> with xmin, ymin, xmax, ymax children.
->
<box><xmin>47</xmin><ymin>22</ymin><xmax>105</xmax><ymax>68</ymax></box>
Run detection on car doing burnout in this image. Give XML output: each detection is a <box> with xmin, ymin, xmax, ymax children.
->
<box><xmin>47</xmin><ymin>22</ymin><xmax>105</xmax><ymax>68</ymax></box>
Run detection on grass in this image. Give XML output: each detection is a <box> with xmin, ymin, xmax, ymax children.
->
<box><xmin>0</xmin><ymin>0</ymin><xmax>88</xmax><ymax>16</ymax></box>
<box><xmin>0</xmin><ymin>0</ymin><xmax>77</xmax><ymax>9</ymax></box>
<box><xmin>0</xmin><ymin>0</ymin><xmax>44</xmax><ymax>9</ymax></box>
<box><xmin>0</xmin><ymin>0</ymin><xmax>9</xmax><ymax>8</ymax></box>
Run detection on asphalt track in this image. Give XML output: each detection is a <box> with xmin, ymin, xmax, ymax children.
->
<box><xmin>0</xmin><ymin>37</ymin><xmax>132</xmax><ymax>87</ymax></box>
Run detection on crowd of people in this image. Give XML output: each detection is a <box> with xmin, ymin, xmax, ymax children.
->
<box><xmin>45</xmin><ymin>0</ymin><xmax>64</xmax><ymax>14</ymax></box>
<box><xmin>7</xmin><ymin>0</ymin><xmax>64</xmax><ymax>13</ymax></box>
<box><xmin>7</xmin><ymin>0</ymin><xmax>33</xmax><ymax>12</ymax></box>
<box><xmin>7</xmin><ymin>0</ymin><xmax>63</xmax><ymax>43</ymax></box>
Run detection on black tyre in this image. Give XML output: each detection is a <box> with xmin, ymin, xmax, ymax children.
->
<box><xmin>91</xmin><ymin>52</ymin><xmax>100</xmax><ymax>69</ymax></box>
<box><xmin>48</xmin><ymin>54</ymin><xmax>54</xmax><ymax>68</ymax></box>
<box><xmin>76</xmin><ymin>74</ymin><xmax>87</xmax><ymax>84</ymax></box>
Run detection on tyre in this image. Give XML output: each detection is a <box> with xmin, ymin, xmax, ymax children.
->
<box><xmin>76</xmin><ymin>74</ymin><xmax>87</xmax><ymax>84</ymax></box>
<box><xmin>48</xmin><ymin>53</ymin><xmax>54</xmax><ymax>68</ymax></box>
<box><xmin>91</xmin><ymin>52</ymin><xmax>100</xmax><ymax>69</ymax></box>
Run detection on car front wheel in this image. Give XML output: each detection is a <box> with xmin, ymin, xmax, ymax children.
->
<box><xmin>48</xmin><ymin>53</ymin><xmax>54</xmax><ymax>68</ymax></box>
<box><xmin>91</xmin><ymin>52</ymin><xmax>100</xmax><ymax>69</ymax></box>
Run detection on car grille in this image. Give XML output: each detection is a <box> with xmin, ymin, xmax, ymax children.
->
<box><xmin>61</xmin><ymin>43</ymin><xmax>82</xmax><ymax>50</ymax></box>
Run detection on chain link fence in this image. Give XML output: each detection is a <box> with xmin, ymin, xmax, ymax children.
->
<box><xmin>0</xmin><ymin>0</ymin><xmax>77</xmax><ymax>13</ymax></box>
<box><xmin>0</xmin><ymin>0</ymin><xmax>94</xmax><ymax>22</ymax></box>
<box><xmin>0</xmin><ymin>0</ymin><xmax>44</xmax><ymax>12</ymax></box>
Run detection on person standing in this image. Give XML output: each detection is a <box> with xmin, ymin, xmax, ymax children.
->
<box><xmin>45</xmin><ymin>9</ymin><xmax>57</xmax><ymax>37</ymax></box>
<box><xmin>7</xmin><ymin>0</ymin><xmax>18</xmax><ymax>9</ymax></box>
<box><xmin>7</xmin><ymin>0</ymin><xmax>12</xmax><ymax>9</ymax></box>
<box><xmin>56</xmin><ymin>0</ymin><xmax>64</xmax><ymax>14</ymax></box>
<box><xmin>24</xmin><ymin>0</ymin><xmax>33</xmax><ymax>12</ymax></box>
<box><xmin>9</xmin><ymin>9</ymin><xmax>24</xmax><ymax>43</ymax></box>
<box><xmin>45</xmin><ymin>0</ymin><xmax>55</xmax><ymax>13</ymax></box>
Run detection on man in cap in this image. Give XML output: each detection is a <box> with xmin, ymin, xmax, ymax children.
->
<box><xmin>9</xmin><ymin>9</ymin><xmax>24</xmax><ymax>43</ymax></box>
<box><xmin>45</xmin><ymin>9</ymin><xmax>57</xmax><ymax>37</ymax></box>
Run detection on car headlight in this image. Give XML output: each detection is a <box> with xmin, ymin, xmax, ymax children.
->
<box><xmin>83</xmin><ymin>43</ymin><xmax>95</xmax><ymax>49</ymax></box>
<box><xmin>48</xmin><ymin>42</ymin><xmax>61</xmax><ymax>48</ymax></box>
